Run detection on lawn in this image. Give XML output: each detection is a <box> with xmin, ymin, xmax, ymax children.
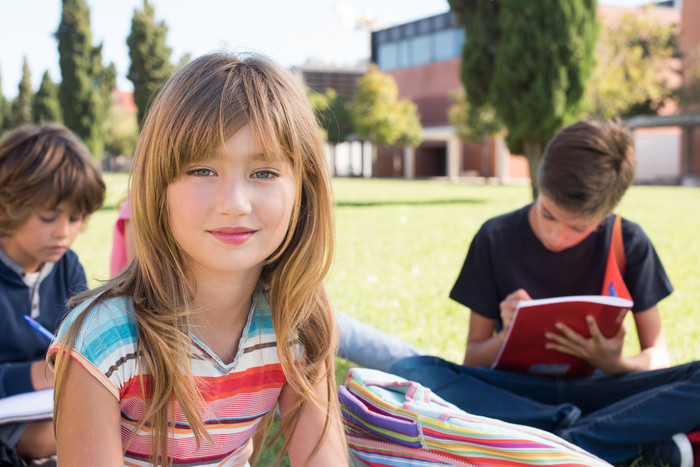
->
<box><xmin>72</xmin><ymin>174</ymin><xmax>700</xmax><ymax>464</ymax></box>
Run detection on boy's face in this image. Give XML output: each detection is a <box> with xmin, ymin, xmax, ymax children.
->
<box><xmin>529</xmin><ymin>194</ymin><xmax>605</xmax><ymax>252</ymax></box>
<box><xmin>0</xmin><ymin>202</ymin><xmax>84</xmax><ymax>273</ymax></box>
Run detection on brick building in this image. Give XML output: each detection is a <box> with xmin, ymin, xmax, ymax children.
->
<box><xmin>369</xmin><ymin>2</ymin><xmax>698</xmax><ymax>184</ymax></box>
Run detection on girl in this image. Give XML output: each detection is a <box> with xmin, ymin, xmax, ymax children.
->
<box><xmin>49</xmin><ymin>52</ymin><xmax>347</xmax><ymax>466</ymax></box>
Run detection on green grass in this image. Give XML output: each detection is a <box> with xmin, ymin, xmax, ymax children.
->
<box><xmin>72</xmin><ymin>174</ymin><xmax>700</xmax><ymax>464</ymax></box>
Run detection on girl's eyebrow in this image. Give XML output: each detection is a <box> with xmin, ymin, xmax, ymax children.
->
<box><xmin>249</xmin><ymin>152</ymin><xmax>267</xmax><ymax>162</ymax></box>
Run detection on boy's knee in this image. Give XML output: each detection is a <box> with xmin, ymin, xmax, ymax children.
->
<box><xmin>15</xmin><ymin>421</ymin><xmax>56</xmax><ymax>460</ymax></box>
<box><xmin>388</xmin><ymin>355</ymin><xmax>435</xmax><ymax>377</ymax></box>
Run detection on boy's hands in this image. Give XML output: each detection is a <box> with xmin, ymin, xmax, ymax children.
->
<box><xmin>499</xmin><ymin>288</ymin><xmax>532</xmax><ymax>333</ymax></box>
<box><xmin>545</xmin><ymin>317</ymin><xmax>627</xmax><ymax>374</ymax></box>
<box><xmin>30</xmin><ymin>360</ymin><xmax>54</xmax><ymax>390</ymax></box>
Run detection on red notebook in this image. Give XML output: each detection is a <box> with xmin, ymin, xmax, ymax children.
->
<box><xmin>491</xmin><ymin>295</ymin><xmax>633</xmax><ymax>377</ymax></box>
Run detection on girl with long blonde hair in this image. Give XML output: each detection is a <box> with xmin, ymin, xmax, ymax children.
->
<box><xmin>49</xmin><ymin>52</ymin><xmax>346</xmax><ymax>466</ymax></box>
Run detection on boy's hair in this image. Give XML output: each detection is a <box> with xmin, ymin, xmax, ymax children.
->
<box><xmin>0</xmin><ymin>124</ymin><xmax>105</xmax><ymax>235</ymax></box>
<box><xmin>54</xmin><ymin>52</ymin><xmax>342</xmax><ymax>466</ymax></box>
<box><xmin>538</xmin><ymin>119</ymin><xmax>636</xmax><ymax>217</ymax></box>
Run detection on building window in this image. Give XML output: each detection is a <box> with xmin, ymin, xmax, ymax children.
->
<box><xmin>433</xmin><ymin>28</ymin><xmax>464</xmax><ymax>62</ymax></box>
<box><xmin>378</xmin><ymin>42</ymin><xmax>399</xmax><ymax>71</ymax></box>
<box><xmin>373</xmin><ymin>14</ymin><xmax>466</xmax><ymax>71</ymax></box>
<box><xmin>411</xmin><ymin>35</ymin><xmax>432</xmax><ymax>66</ymax></box>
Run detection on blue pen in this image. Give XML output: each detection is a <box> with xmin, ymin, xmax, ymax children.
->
<box><xmin>22</xmin><ymin>315</ymin><xmax>56</xmax><ymax>341</ymax></box>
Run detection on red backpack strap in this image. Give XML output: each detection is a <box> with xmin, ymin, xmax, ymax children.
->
<box><xmin>612</xmin><ymin>214</ymin><xmax>626</xmax><ymax>274</ymax></box>
<box><xmin>601</xmin><ymin>214</ymin><xmax>631</xmax><ymax>300</ymax></box>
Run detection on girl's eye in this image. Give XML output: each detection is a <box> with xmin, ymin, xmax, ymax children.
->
<box><xmin>253</xmin><ymin>170</ymin><xmax>276</xmax><ymax>179</ymax></box>
<box><xmin>189</xmin><ymin>168</ymin><xmax>214</xmax><ymax>177</ymax></box>
<box><xmin>39</xmin><ymin>216</ymin><xmax>57</xmax><ymax>223</ymax></box>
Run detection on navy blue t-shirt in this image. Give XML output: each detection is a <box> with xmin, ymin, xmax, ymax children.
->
<box><xmin>450</xmin><ymin>204</ymin><xmax>673</xmax><ymax>328</ymax></box>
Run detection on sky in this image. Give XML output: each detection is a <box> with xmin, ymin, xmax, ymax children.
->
<box><xmin>0</xmin><ymin>0</ymin><xmax>654</xmax><ymax>98</ymax></box>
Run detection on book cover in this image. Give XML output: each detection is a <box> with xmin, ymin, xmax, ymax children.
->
<box><xmin>491</xmin><ymin>295</ymin><xmax>633</xmax><ymax>377</ymax></box>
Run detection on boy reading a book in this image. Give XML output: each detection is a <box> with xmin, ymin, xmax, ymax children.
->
<box><xmin>0</xmin><ymin>125</ymin><xmax>104</xmax><ymax>462</ymax></box>
<box><xmin>389</xmin><ymin>120</ymin><xmax>700</xmax><ymax>467</ymax></box>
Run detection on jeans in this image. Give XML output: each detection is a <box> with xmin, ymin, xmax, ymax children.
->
<box><xmin>388</xmin><ymin>355</ymin><xmax>700</xmax><ymax>465</ymax></box>
<box><xmin>335</xmin><ymin>311</ymin><xmax>427</xmax><ymax>372</ymax></box>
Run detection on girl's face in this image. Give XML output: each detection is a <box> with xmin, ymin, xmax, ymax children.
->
<box><xmin>529</xmin><ymin>194</ymin><xmax>604</xmax><ymax>252</ymax></box>
<box><xmin>0</xmin><ymin>202</ymin><xmax>84</xmax><ymax>273</ymax></box>
<box><xmin>166</xmin><ymin>124</ymin><xmax>297</xmax><ymax>282</ymax></box>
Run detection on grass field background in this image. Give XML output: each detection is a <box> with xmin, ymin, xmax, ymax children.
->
<box><xmin>76</xmin><ymin>173</ymin><xmax>700</xmax><ymax>368</ymax></box>
<box><xmin>72</xmin><ymin>174</ymin><xmax>700</xmax><ymax>465</ymax></box>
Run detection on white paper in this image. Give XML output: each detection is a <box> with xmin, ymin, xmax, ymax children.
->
<box><xmin>0</xmin><ymin>389</ymin><xmax>53</xmax><ymax>425</ymax></box>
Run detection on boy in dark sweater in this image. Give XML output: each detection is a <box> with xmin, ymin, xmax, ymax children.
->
<box><xmin>0</xmin><ymin>124</ymin><xmax>104</xmax><ymax>461</ymax></box>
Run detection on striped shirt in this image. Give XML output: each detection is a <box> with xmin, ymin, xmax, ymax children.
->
<box><xmin>50</xmin><ymin>286</ymin><xmax>289</xmax><ymax>466</ymax></box>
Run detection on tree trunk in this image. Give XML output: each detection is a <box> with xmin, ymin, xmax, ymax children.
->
<box><xmin>330</xmin><ymin>144</ymin><xmax>337</xmax><ymax>177</ymax></box>
<box><xmin>522</xmin><ymin>139</ymin><xmax>544</xmax><ymax>200</ymax></box>
<box><xmin>481</xmin><ymin>136</ymin><xmax>490</xmax><ymax>179</ymax></box>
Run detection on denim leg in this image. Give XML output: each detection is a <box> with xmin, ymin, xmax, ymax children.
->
<box><xmin>556</xmin><ymin>361</ymin><xmax>700</xmax><ymax>464</ymax></box>
<box><xmin>388</xmin><ymin>356</ymin><xmax>582</xmax><ymax>431</ymax></box>
<box><xmin>335</xmin><ymin>311</ymin><xmax>427</xmax><ymax>372</ymax></box>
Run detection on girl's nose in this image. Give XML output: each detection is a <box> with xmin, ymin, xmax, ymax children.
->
<box><xmin>218</xmin><ymin>179</ymin><xmax>253</xmax><ymax>216</ymax></box>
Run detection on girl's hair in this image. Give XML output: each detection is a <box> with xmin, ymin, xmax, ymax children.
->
<box><xmin>53</xmin><ymin>52</ymin><xmax>341</xmax><ymax>465</ymax></box>
<box><xmin>538</xmin><ymin>119</ymin><xmax>636</xmax><ymax>218</ymax></box>
<box><xmin>0</xmin><ymin>124</ymin><xmax>105</xmax><ymax>236</ymax></box>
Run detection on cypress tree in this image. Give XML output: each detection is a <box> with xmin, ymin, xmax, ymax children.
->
<box><xmin>33</xmin><ymin>71</ymin><xmax>63</xmax><ymax>124</ymax></box>
<box><xmin>0</xmin><ymin>67</ymin><xmax>7</xmax><ymax>133</ymax></box>
<box><xmin>127</xmin><ymin>0</ymin><xmax>174</xmax><ymax>129</ymax></box>
<box><xmin>449</xmin><ymin>0</ymin><xmax>598</xmax><ymax>197</ymax></box>
<box><xmin>56</xmin><ymin>0</ymin><xmax>116</xmax><ymax>159</ymax></box>
<box><xmin>9</xmin><ymin>58</ymin><xmax>34</xmax><ymax>128</ymax></box>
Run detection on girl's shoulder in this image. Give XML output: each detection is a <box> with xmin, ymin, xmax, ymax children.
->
<box><xmin>60</xmin><ymin>294</ymin><xmax>138</xmax><ymax>361</ymax></box>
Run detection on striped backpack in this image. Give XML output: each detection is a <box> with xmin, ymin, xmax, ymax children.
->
<box><xmin>340</xmin><ymin>368</ymin><xmax>611</xmax><ymax>467</ymax></box>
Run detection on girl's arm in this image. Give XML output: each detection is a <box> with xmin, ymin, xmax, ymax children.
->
<box><xmin>546</xmin><ymin>305</ymin><xmax>670</xmax><ymax>374</ymax></box>
<box><xmin>56</xmin><ymin>361</ymin><xmax>123</xmax><ymax>466</ymax></box>
<box><xmin>278</xmin><ymin>366</ymin><xmax>346</xmax><ymax>466</ymax></box>
<box><xmin>124</xmin><ymin>219</ymin><xmax>137</xmax><ymax>264</ymax></box>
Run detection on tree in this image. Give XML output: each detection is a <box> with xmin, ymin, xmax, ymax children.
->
<box><xmin>309</xmin><ymin>88</ymin><xmax>353</xmax><ymax>146</ymax></box>
<box><xmin>586</xmin><ymin>7</ymin><xmax>679</xmax><ymax>119</ymax></box>
<box><xmin>104</xmin><ymin>107</ymin><xmax>139</xmax><ymax>158</ymax></box>
<box><xmin>0</xmin><ymin>67</ymin><xmax>9</xmax><ymax>133</ymax></box>
<box><xmin>449</xmin><ymin>0</ymin><xmax>598</xmax><ymax>197</ymax></box>
<box><xmin>308</xmin><ymin>87</ymin><xmax>354</xmax><ymax>175</ymax></box>
<box><xmin>349</xmin><ymin>65</ymin><xmax>422</xmax><ymax>176</ymax></box>
<box><xmin>394</xmin><ymin>99</ymin><xmax>422</xmax><ymax>148</ymax></box>
<box><xmin>127</xmin><ymin>0</ymin><xmax>174</xmax><ymax>129</ymax></box>
<box><xmin>9</xmin><ymin>58</ymin><xmax>34</xmax><ymax>128</ymax></box>
<box><xmin>349</xmin><ymin>65</ymin><xmax>421</xmax><ymax>147</ymax></box>
<box><xmin>57</xmin><ymin>0</ymin><xmax>116</xmax><ymax>159</ymax></box>
<box><xmin>678</xmin><ymin>45</ymin><xmax>700</xmax><ymax>111</ymax></box>
<box><xmin>448</xmin><ymin>88</ymin><xmax>503</xmax><ymax>177</ymax></box>
<box><xmin>33</xmin><ymin>71</ymin><xmax>63</xmax><ymax>124</ymax></box>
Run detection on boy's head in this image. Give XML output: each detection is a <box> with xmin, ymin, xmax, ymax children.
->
<box><xmin>0</xmin><ymin>124</ymin><xmax>105</xmax><ymax>237</ymax></box>
<box><xmin>538</xmin><ymin>119</ymin><xmax>636</xmax><ymax>218</ymax></box>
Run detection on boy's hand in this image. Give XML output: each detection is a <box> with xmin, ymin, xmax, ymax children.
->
<box><xmin>545</xmin><ymin>317</ymin><xmax>626</xmax><ymax>374</ymax></box>
<box><xmin>30</xmin><ymin>360</ymin><xmax>54</xmax><ymax>390</ymax></box>
<box><xmin>499</xmin><ymin>289</ymin><xmax>532</xmax><ymax>333</ymax></box>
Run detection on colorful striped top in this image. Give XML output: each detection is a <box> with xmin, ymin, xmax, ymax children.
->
<box><xmin>49</xmin><ymin>286</ymin><xmax>290</xmax><ymax>466</ymax></box>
